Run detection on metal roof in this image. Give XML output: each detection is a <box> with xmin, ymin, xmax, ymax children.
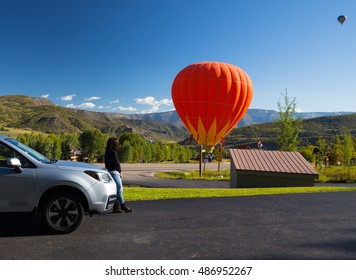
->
<box><xmin>230</xmin><ymin>149</ymin><xmax>318</xmax><ymax>175</ymax></box>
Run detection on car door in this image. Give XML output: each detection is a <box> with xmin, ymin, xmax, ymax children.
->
<box><xmin>0</xmin><ymin>142</ymin><xmax>35</xmax><ymax>212</ymax></box>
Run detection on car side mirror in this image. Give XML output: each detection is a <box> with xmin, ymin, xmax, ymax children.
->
<box><xmin>7</xmin><ymin>157</ymin><xmax>23</xmax><ymax>173</ymax></box>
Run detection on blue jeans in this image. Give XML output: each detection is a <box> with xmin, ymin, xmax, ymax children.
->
<box><xmin>110</xmin><ymin>171</ymin><xmax>124</xmax><ymax>205</ymax></box>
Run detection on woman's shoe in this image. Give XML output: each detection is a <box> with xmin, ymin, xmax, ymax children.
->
<box><xmin>121</xmin><ymin>203</ymin><xmax>133</xmax><ymax>213</ymax></box>
<box><xmin>113</xmin><ymin>203</ymin><xmax>124</xmax><ymax>213</ymax></box>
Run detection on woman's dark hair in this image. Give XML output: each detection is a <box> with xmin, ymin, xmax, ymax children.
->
<box><xmin>106</xmin><ymin>137</ymin><xmax>119</xmax><ymax>151</ymax></box>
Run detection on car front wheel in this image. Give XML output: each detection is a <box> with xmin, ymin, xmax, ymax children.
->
<box><xmin>42</xmin><ymin>192</ymin><xmax>85</xmax><ymax>234</ymax></box>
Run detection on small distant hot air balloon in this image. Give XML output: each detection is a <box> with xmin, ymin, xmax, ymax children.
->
<box><xmin>171</xmin><ymin>61</ymin><xmax>253</xmax><ymax>152</ymax></box>
<box><xmin>337</xmin><ymin>15</ymin><xmax>347</xmax><ymax>25</ymax></box>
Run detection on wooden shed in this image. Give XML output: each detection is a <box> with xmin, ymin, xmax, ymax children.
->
<box><xmin>229</xmin><ymin>149</ymin><xmax>318</xmax><ymax>188</ymax></box>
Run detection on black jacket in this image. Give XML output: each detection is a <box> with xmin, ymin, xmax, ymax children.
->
<box><xmin>104</xmin><ymin>149</ymin><xmax>122</xmax><ymax>173</ymax></box>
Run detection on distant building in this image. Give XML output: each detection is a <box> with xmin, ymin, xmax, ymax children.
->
<box><xmin>229</xmin><ymin>149</ymin><xmax>318</xmax><ymax>188</ymax></box>
<box><xmin>70</xmin><ymin>148</ymin><xmax>81</xmax><ymax>161</ymax></box>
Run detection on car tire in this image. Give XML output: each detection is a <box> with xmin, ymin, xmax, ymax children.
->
<box><xmin>42</xmin><ymin>191</ymin><xmax>85</xmax><ymax>234</ymax></box>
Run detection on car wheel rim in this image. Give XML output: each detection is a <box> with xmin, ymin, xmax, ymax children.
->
<box><xmin>48</xmin><ymin>198</ymin><xmax>79</xmax><ymax>229</ymax></box>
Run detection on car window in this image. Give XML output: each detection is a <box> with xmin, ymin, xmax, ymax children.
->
<box><xmin>0</xmin><ymin>142</ymin><xmax>35</xmax><ymax>168</ymax></box>
<box><xmin>4</xmin><ymin>137</ymin><xmax>50</xmax><ymax>164</ymax></box>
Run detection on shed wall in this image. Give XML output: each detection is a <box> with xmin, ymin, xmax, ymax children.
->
<box><xmin>231</xmin><ymin>172</ymin><xmax>316</xmax><ymax>188</ymax></box>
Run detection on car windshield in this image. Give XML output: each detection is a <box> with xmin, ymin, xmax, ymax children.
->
<box><xmin>4</xmin><ymin>137</ymin><xmax>51</xmax><ymax>163</ymax></box>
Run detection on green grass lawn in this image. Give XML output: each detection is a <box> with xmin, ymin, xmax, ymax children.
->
<box><xmin>124</xmin><ymin>185</ymin><xmax>356</xmax><ymax>201</ymax></box>
<box><xmin>155</xmin><ymin>170</ymin><xmax>230</xmax><ymax>181</ymax></box>
<box><xmin>156</xmin><ymin>167</ymin><xmax>356</xmax><ymax>183</ymax></box>
<box><xmin>125</xmin><ymin>168</ymin><xmax>356</xmax><ymax>201</ymax></box>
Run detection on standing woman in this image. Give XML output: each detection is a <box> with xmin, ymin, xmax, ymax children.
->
<box><xmin>105</xmin><ymin>137</ymin><xmax>132</xmax><ymax>213</ymax></box>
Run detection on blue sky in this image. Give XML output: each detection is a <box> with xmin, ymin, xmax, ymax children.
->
<box><xmin>0</xmin><ymin>0</ymin><xmax>355</xmax><ymax>114</ymax></box>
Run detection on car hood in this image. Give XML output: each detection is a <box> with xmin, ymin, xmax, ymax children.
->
<box><xmin>54</xmin><ymin>160</ymin><xmax>106</xmax><ymax>172</ymax></box>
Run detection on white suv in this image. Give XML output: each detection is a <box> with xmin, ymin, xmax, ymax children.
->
<box><xmin>0</xmin><ymin>135</ymin><xmax>117</xmax><ymax>234</ymax></box>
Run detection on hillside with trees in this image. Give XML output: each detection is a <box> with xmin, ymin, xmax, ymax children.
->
<box><xmin>1</xmin><ymin>95</ymin><xmax>354</xmax><ymax>145</ymax></box>
<box><xmin>16</xmin><ymin>131</ymin><xmax>195</xmax><ymax>164</ymax></box>
<box><xmin>225</xmin><ymin>113</ymin><xmax>356</xmax><ymax>150</ymax></box>
<box><xmin>0</xmin><ymin>95</ymin><xmax>188</xmax><ymax>142</ymax></box>
<box><xmin>0</xmin><ymin>95</ymin><xmax>355</xmax><ymax>166</ymax></box>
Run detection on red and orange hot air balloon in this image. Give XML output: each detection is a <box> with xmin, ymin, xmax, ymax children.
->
<box><xmin>171</xmin><ymin>61</ymin><xmax>253</xmax><ymax>152</ymax></box>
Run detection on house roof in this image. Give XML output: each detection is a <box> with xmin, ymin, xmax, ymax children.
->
<box><xmin>229</xmin><ymin>149</ymin><xmax>318</xmax><ymax>175</ymax></box>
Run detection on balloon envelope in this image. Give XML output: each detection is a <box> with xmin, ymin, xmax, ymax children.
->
<box><xmin>171</xmin><ymin>61</ymin><xmax>253</xmax><ymax>150</ymax></box>
<box><xmin>337</xmin><ymin>15</ymin><xmax>347</xmax><ymax>24</ymax></box>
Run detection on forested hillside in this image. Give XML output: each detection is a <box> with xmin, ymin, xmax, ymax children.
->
<box><xmin>225</xmin><ymin>113</ymin><xmax>356</xmax><ymax>150</ymax></box>
<box><xmin>1</xmin><ymin>95</ymin><xmax>355</xmax><ymax>150</ymax></box>
<box><xmin>0</xmin><ymin>95</ymin><xmax>188</xmax><ymax>142</ymax></box>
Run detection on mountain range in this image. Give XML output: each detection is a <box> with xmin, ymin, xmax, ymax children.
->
<box><xmin>133</xmin><ymin>108</ymin><xmax>354</xmax><ymax>127</ymax></box>
<box><xmin>0</xmin><ymin>95</ymin><xmax>355</xmax><ymax>148</ymax></box>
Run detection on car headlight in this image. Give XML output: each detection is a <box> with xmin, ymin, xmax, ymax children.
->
<box><xmin>85</xmin><ymin>171</ymin><xmax>112</xmax><ymax>183</ymax></box>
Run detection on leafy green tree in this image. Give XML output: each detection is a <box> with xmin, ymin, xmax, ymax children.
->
<box><xmin>119</xmin><ymin>140</ymin><xmax>132</xmax><ymax>163</ymax></box>
<box><xmin>341</xmin><ymin>129</ymin><xmax>354</xmax><ymax>166</ymax></box>
<box><xmin>162</xmin><ymin>144</ymin><xmax>171</xmax><ymax>161</ymax></box>
<box><xmin>152</xmin><ymin>142</ymin><xmax>165</xmax><ymax>162</ymax></box>
<box><xmin>185</xmin><ymin>146</ymin><xmax>194</xmax><ymax>161</ymax></box>
<box><xmin>169</xmin><ymin>143</ymin><xmax>178</xmax><ymax>161</ymax></box>
<box><xmin>61</xmin><ymin>134</ymin><xmax>79</xmax><ymax>160</ymax></box>
<box><xmin>47</xmin><ymin>134</ymin><xmax>61</xmax><ymax>160</ymax></box>
<box><xmin>132</xmin><ymin>142</ymin><xmax>144</xmax><ymax>163</ymax></box>
<box><xmin>274</xmin><ymin>90</ymin><xmax>302</xmax><ymax>151</ymax></box>
<box><xmin>119</xmin><ymin>132</ymin><xmax>143</xmax><ymax>146</ymax></box>
<box><xmin>176</xmin><ymin>145</ymin><xmax>189</xmax><ymax>163</ymax></box>
<box><xmin>329</xmin><ymin>135</ymin><xmax>343</xmax><ymax>165</ymax></box>
<box><xmin>354</xmin><ymin>136</ymin><xmax>356</xmax><ymax>163</ymax></box>
<box><xmin>119</xmin><ymin>132</ymin><xmax>144</xmax><ymax>162</ymax></box>
<box><xmin>17</xmin><ymin>133</ymin><xmax>30</xmax><ymax>146</ymax></box>
<box><xmin>35</xmin><ymin>134</ymin><xmax>53</xmax><ymax>158</ymax></box>
<box><xmin>299</xmin><ymin>145</ymin><xmax>315</xmax><ymax>162</ymax></box>
<box><xmin>79</xmin><ymin>129</ymin><xmax>106</xmax><ymax>162</ymax></box>
<box><xmin>315</xmin><ymin>137</ymin><xmax>331</xmax><ymax>168</ymax></box>
<box><xmin>141</xmin><ymin>141</ymin><xmax>153</xmax><ymax>163</ymax></box>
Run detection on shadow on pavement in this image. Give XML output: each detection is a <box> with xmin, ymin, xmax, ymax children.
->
<box><xmin>0</xmin><ymin>214</ymin><xmax>51</xmax><ymax>237</ymax></box>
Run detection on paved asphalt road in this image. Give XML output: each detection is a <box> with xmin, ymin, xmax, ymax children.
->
<box><xmin>120</xmin><ymin>162</ymin><xmax>231</xmax><ymax>188</ymax></box>
<box><xmin>1</xmin><ymin>192</ymin><xmax>356</xmax><ymax>259</ymax></box>
<box><xmin>1</xmin><ymin>163</ymin><xmax>356</xmax><ymax>260</ymax></box>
